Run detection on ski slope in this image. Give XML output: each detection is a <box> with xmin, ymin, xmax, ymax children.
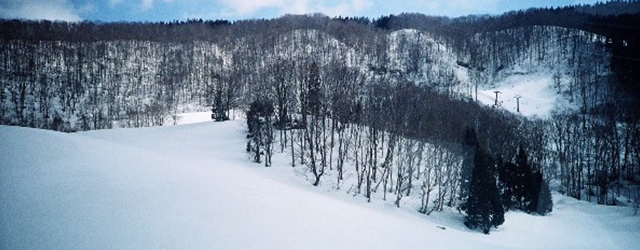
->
<box><xmin>1</xmin><ymin>113</ymin><xmax>638</xmax><ymax>250</ymax></box>
<box><xmin>477</xmin><ymin>69</ymin><xmax>574</xmax><ymax>118</ymax></box>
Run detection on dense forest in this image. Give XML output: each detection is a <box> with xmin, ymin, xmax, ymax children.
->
<box><xmin>1</xmin><ymin>0</ymin><xmax>639</xmax><ymax>233</ymax></box>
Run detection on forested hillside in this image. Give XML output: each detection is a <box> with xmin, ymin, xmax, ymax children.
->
<box><xmin>1</xmin><ymin>0</ymin><xmax>639</xmax><ymax>233</ymax></box>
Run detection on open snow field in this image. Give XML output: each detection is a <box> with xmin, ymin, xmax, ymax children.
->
<box><xmin>477</xmin><ymin>68</ymin><xmax>575</xmax><ymax>118</ymax></box>
<box><xmin>2</xmin><ymin>113</ymin><xmax>638</xmax><ymax>250</ymax></box>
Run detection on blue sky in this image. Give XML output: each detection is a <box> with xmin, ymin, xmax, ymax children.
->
<box><xmin>0</xmin><ymin>0</ymin><xmax>601</xmax><ymax>22</ymax></box>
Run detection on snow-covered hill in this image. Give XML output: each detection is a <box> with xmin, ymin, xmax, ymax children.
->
<box><xmin>1</xmin><ymin>114</ymin><xmax>638</xmax><ymax>250</ymax></box>
<box><xmin>477</xmin><ymin>67</ymin><xmax>576</xmax><ymax>118</ymax></box>
<box><xmin>463</xmin><ymin>26</ymin><xmax>609</xmax><ymax>118</ymax></box>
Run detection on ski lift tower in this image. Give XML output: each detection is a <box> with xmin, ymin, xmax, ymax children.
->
<box><xmin>515</xmin><ymin>95</ymin><xmax>522</xmax><ymax>113</ymax></box>
<box><xmin>493</xmin><ymin>91</ymin><xmax>501</xmax><ymax>107</ymax></box>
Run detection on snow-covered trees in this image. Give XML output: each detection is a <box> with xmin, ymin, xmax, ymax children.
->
<box><xmin>2</xmin><ymin>2</ymin><xmax>640</xmax><ymax>233</ymax></box>
<box><xmin>301</xmin><ymin>61</ymin><xmax>326</xmax><ymax>186</ymax></box>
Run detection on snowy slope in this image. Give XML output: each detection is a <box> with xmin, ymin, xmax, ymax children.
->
<box><xmin>463</xmin><ymin>26</ymin><xmax>605</xmax><ymax>118</ymax></box>
<box><xmin>477</xmin><ymin>67</ymin><xmax>576</xmax><ymax>118</ymax></box>
<box><xmin>1</xmin><ymin>114</ymin><xmax>638</xmax><ymax>250</ymax></box>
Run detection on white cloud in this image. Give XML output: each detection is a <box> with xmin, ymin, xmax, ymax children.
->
<box><xmin>142</xmin><ymin>0</ymin><xmax>156</xmax><ymax>10</ymax></box>
<box><xmin>368</xmin><ymin>0</ymin><xmax>501</xmax><ymax>17</ymax></box>
<box><xmin>0</xmin><ymin>0</ymin><xmax>82</xmax><ymax>21</ymax></box>
<box><xmin>448</xmin><ymin>0</ymin><xmax>499</xmax><ymax>13</ymax></box>
<box><xmin>216</xmin><ymin>0</ymin><xmax>372</xmax><ymax>17</ymax></box>
<box><xmin>411</xmin><ymin>0</ymin><xmax>500</xmax><ymax>16</ymax></box>
<box><xmin>318</xmin><ymin>0</ymin><xmax>372</xmax><ymax>17</ymax></box>
<box><xmin>216</xmin><ymin>0</ymin><xmax>292</xmax><ymax>15</ymax></box>
<box><xmin>107</xmin><ymin>0</ymin><xmax>176</xmax><ymax>11</ymax></box>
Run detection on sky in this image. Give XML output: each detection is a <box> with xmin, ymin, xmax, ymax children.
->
<box><xmin>0</xmin><ymin>0</ymin><xmax>602</xmax><ymax>22</ymax></box>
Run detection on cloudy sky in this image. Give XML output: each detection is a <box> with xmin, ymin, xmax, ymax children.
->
<box><xmin>0</xmin><ymin>0</ymin><xmax>601</xmax><ymax>22</ymax></box>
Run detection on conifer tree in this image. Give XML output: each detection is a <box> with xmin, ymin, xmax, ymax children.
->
<box><xmin>459</xmin><ymin>127</ymin><xmax>478</xmax><ymax>206</ymax></box>
<box><xmin>498</xmin><ymin>160</ymin><xmax>519</xmax><ymax>210</ymax></box>
<box><xmin>246</xmin><ymin>99</ymin><xmax>274</xmax><ymax>166</ymax></box>
<box><xmin>517</xmin><ymin>146</ymin><xmax>541</xmax><ymax>212</ymax></box>
<box><xmin>536</xmin><ymin>177</ymin><xmax>553</xmax><ymax>215</ymax></box>
<box><xmin>462</xmin><ymin>128</ymin><xmax>504</xmax><ymax>234</ymax></box>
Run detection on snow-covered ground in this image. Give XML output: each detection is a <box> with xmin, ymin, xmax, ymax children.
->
<box><xmin>477</xmin><ymin>68</ymin><xmax>574</xmax><ymax>118</ymax></box>
<box><xmin>1</xmin><ymin>113</ymin><xmax>638</xmax><ymax>250</ymax></box>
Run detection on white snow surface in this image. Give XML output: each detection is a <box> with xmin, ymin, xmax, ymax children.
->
<box><xmin>477</xmin><ymin>68</ymin><xmax>575</xmax><ymax>118</ymax></box>
<box><xmin>2</xmin><ymin>113</ymin><xmax>638</xmax><ymax>250</ymax></box>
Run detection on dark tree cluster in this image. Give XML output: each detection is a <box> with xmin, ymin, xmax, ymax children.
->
<box><xmin>498</xmin><ymin>147</ymin><xmax>553</xmax><ymax>215</ymax></box>
<box><xmin>460</xmin><ymin>128</ymin><xmax>504</xmax><ymax>234</ymax></box>
<box><xmin>246</xmin><ymin>99</ymin><xmax>275</xmax><ymax>167</ymax></box>
<box><xmin>460</xmin><ymin>129</ymin><xmax>552</xmax><ymax>234</ymax></box>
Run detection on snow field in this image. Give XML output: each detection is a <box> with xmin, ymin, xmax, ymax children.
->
<box><xmin>1</xmin><ymin>113</ymin><xmax>638</xmax><ymax>250</ymax></box>
<box><xmin>477</xmin><ymin>68</ymin><xmax>575</xmax><ymax>118</ymax></box>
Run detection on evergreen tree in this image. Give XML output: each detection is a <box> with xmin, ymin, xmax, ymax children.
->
<box><xmin>462</xmin><ymin>128</ymin><xmax>504</xmax><ymax>234</ymax></box>
<box><xmin>246</xmin><ymin>99</ymin><xmax>274</xmax><ymax>166</ymax></box>
<box><xmin>536</xmin><ymin>177</ymin><xmax>553</xmax><ymax>215</ymax></box>
<box><xmin>499</xmin><ymin>146</ymin><xmax>553</xmax><ymax>214</ymax></box>
<box><xmin>516</xmin><ymin>146</ymin><xmax>535</xmax><ymax>211</ymax></box>
<box><xmin>459</xmin><ymin>127</ymin><xmax>478</xmax><ymax>207</ymax></box>
<box><xmin>527</xmin><ymin>171</ymin><xmax>543</xmax><ymax>212</ymax></box>
<box><xmin>212</xmin><ymin>87</ymin><xmax>229</xmax><ymax>121</ymax></box>
<box><xmin>498</xmin><ymin>160</ymin><xmax>519</xmax><ymax>210</ymax></box>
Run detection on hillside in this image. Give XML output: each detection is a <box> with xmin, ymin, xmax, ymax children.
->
<box><xmin>1</xmin><ymin>1</ymin><xmax>640</xmax><ymax>239</ymax></box>
<box><xmin>1</xmin><ymin>115</ymin><xmax>639</xmax><ymax>250</ymax></box>
<box><xmin>0</xmin><ymin>20</ymin><xmax>613</xmax><ymax>130</ymax></box>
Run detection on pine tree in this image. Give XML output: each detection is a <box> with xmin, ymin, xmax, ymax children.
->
<box><xmin>502</xmin><ymin>146</ymin><xmax>553</xmax><ymax>214</ymax></box>
<box><xmin>459</xmin><ymin>127</ymin><xmax>478</xmax><ymax>207</ymax></box>
<box><xmin>527</xmin><ymin>171</ymin><xmax>543</xmax><ymax>212</ymax></box>
<box><xmin>536</xmin><ymin>177</ymin><xmax>553</xmax><ymax>215</ymax></box>
<box><xmin>516</xmin><ymin>146</ymin><xmax>535</xmax><ymax>211</ymax></box>
<box><xmin>498</xmin><ymin>161</ymin><xmax>519</xmax><ymax>210</ymax></box>
<box><xmin>462</xmin><ymin>128</ymin><xmax>504</xmax><ymax>234</ymax></box>
<box><xmin>246</xmin><ymin>99</ymin><xmax>274</xmax><ymax>166</ymax></box>
<box><xmin>212</xmin><ymin>86</ymin><xmax>229</xmax><ymax>121</ymax></box>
